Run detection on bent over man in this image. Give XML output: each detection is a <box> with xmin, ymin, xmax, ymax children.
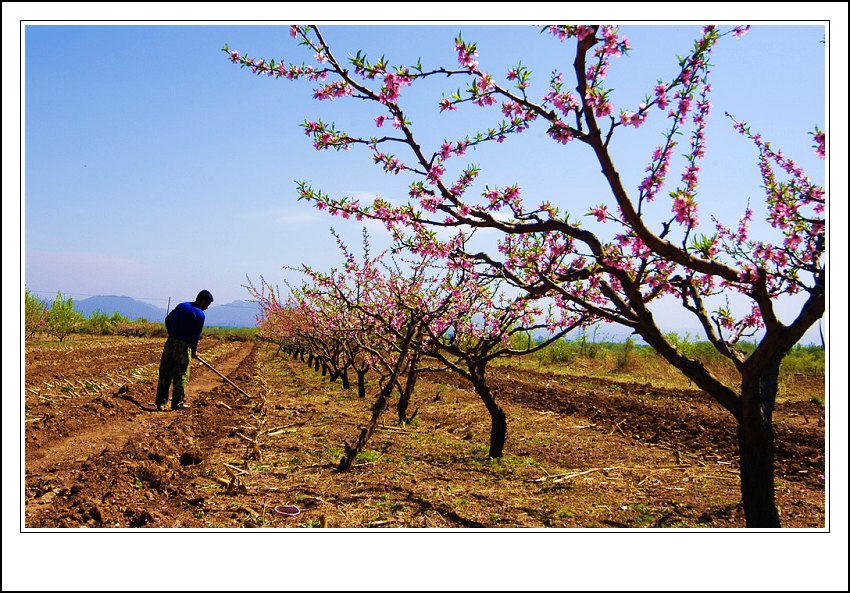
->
<box><xmin>155</xmin><ymin>289</ymin><xmax>213</xmax><ymax>411</ymax></box>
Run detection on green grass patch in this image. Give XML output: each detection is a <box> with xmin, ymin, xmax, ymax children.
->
<box><xmin>630</xmin><ymin>503</ymin><xmax>655</xmax><ymax>527</ymax></box>
<box><xmin>204</xmin><ymin>327</ymin><xmax>258</xmax><ymax>341</ymax></box>
<box><xmin>322</xmin><ymin>447</ymin><xmax>344</xmax><ymax>463</ymax></box>
<box><xmin>523</xmin><ymin>334</ymin><xmax>824</xmax><ymax>384</ymax></box>
<box><xmin>357</xmin><ymin>450</ymin><xmax>381</xmax><ymax>462</ymax></box>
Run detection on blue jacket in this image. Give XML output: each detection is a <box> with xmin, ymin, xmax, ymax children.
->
<box><xmin>165</xmin><ymin>301</ymin><xmax>206</xmax><ymax>354</ymax></box>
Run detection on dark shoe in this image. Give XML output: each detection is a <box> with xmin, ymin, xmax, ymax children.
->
<box><xmin>156</xmin><ymin>404</ymin><xmax>166</xmax><ymax>412</ymax></box>
<box><xmin>172</xmin><ymin>403</ymin><xmax>190</xmax><ymax>410</ymax></box>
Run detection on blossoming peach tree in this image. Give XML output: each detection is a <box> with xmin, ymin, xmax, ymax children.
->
<box><xmin>248</xmin><ymin>263</ymin><xmax>376</xmax><ymax>397</ymax></box>
<box><xmin>286</xmin><ymin>233</ymin><xmax>465</xmax><ymax>471</ymax></box>
<box><xmin>253</xmin><ymin>278</ymin><xmax>357</xmax><ymax>384</ymax></box>
<box><xmin>415</xmin><ymin>249</ymin><xmax>589</xmax><ymax>458</ymax></box>
<box><xmin>261</xmin><ymin>228</ymin><xmax>581</xmax><ymax>466</ymax></box>
<box><xmin>226</xmin><ymin>24</ymin><xmax>825</xmax><ymax>527</ymax></box>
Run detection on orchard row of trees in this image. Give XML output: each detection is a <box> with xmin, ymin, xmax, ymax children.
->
<box><xmin>229</xmin><ymin>24</ymin><xmax>826</xmax><ymax>527</ymax></box>
<box><xmin>24</xmin><ymin>289</ymin><xmax>166</xmax><ymax>342</ymax></box>
<box><xmin>249</xmin><ymin>229</ymin><xmax>585</xmax><ymax>469</ymax></box>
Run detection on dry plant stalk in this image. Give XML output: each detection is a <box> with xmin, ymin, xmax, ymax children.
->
<box><xmin>223</xmin><ymin>463</ymin><xmax>249</xmax><ymax>494</ymax></box>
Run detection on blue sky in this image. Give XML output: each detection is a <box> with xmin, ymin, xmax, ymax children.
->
<box><xmin>4</xmin><ymin>5</ymin><xmax>849</xmax><ymax>591</ymax></box>
<box><xmin>19</xmin><ymin>21</ymin><xmax>830</xmax><ymax>342</ymax></box>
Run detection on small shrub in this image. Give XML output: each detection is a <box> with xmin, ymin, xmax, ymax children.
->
<box><xmin>537</xmin><ymin>338</ymin><xmax>576</xmax><ymax>366</ymax></box>
<box><xmin>781</xmin><ymin>345</ymin><xmax>825</xmax><ymax>376</ymax></box>
<box><xmin>114</xmin><ymin>321</ymin><xmax>167</xmax><ymax>338</ymax></box>
<box><xmin>616</xmin><ymin>337</ymin><xmax>635</xmax><ymax>371</ymax></box>
<box><xmin>46</xmin><ymin>291</ymin><xmax>84</xmax><ymax>342</ymax></box>
<box><xmin>25</xmin><ymin>289</ymin><xmax>49</xmax><ymax>340</ymax></box>
<box><xmin>84</xmin><ymin>310</ymin><xmax>117</xmax><ymax>335</ymax></box>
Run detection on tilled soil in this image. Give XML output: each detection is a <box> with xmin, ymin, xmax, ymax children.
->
<box><xmin>22</xmin><ymin>337</ymin><xmax>826</xmax><ymax>529</ymax></box>
<box><xmin>431</xmin><ymin>365</ymin><xmax>825</xmax><ymax>490</ymax></box>
<box><xmin>24</xmin><ymin>338</ymin><xmax>260</xmax><ymax>528</ymax></box>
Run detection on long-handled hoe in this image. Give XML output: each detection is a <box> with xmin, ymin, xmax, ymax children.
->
<box><xmin>196</xmin><ymin>356</ymin><xmax>254</xmax><ymax>399</ymax></box>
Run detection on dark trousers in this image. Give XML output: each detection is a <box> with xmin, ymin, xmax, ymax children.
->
<box><xmin>155</xmin><ymin>338</ymin><xmax>191</xmax><ymax>408</ymax></box>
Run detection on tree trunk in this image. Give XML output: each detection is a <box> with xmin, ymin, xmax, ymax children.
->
<box><xmin>307</xmin><ymin>353</ymin><xmax>314</xmax><ymax>366</ymax></box>
<box><xmin>738</xmin><ymin>357</ymin><xmax>782</xmax><ymax>527</ymax></box>
<box><xmin>338</xmin><ymin>378</ymin><xmax>394</xmax><ymax>472</ymax></box>
<box><xmin>313</xmin><ymin>357</ymin><xmax>321</xmax><ymax>372</ymax></box>
<box><xmin>340</xmin><ymin>369</ymin><xmax>350</xmax><ymax>390</ymax></box>
<box><xmin>339</xmin><ymin>325</ymin><xmax>416</xmax><ymax>472</ymax></box>
<box><xmin>321</xmin><ymin>363</ymin><xmax>328</xmax><ymax>377</ymax></box>
<box><xmin>356</xmin><ymin>369</ymin><xmax>367</xmax><ymax>398</ymax></box>
<box><xmin>470</xmin><ymin>365</ymin><xmax>506</xmax><ymax>458</ymax></box>
<box><xmin>397</xmin><ymin>351</ymin><xmax>420</xmax><ymax>424</ymax></box>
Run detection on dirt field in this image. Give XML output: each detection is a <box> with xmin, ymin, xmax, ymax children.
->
<box><xmin>22</xmin><ymin>335</ymin><xmax>826</xmax><ymax>529</ymax></box>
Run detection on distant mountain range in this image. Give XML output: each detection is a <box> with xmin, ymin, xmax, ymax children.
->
<box><xmin>72</xmin><ymin>295</ymin><xmax>261</xmax><ymax>328</ymax></box>
<box><xmin>73</xmin><ymin>295</ymin><xmax>166</xmax><ymax>322</ymax></box>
